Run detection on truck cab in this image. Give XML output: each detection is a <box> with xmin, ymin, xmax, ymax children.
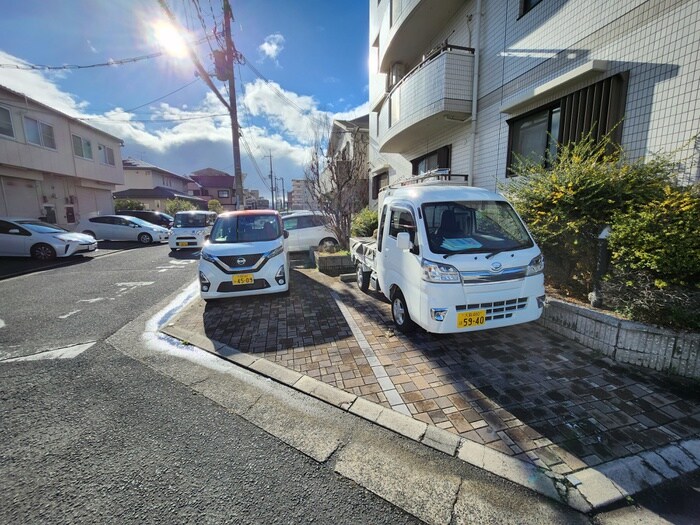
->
<box><xmin>356</xmin><ymin>181</ymin><xmax>545</xmax><ymax>334</ymax></box>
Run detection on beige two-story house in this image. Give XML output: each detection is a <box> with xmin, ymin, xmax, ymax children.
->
<box><xmin>0</xmin><ymin>85</ymin><xmax>124</xmax><ymax>228</ymax></box>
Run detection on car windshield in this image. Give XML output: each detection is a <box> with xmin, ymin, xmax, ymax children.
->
<box><xmin>174</xmin><ymin>214</ymin><xmax>207</xmax><ymax>228</ymax></box>
<box><xmin>422</xmin><ymin>201</ymin><xmax>533</xmax><ymax>255</ymax></box>
<box><xmin>210</xmin><ymin>214</ymin><xmax>281</xmax><ymax>243</ymax></box>
<box><xmin>18</xmin><ymin>221</ymin><xmax>69</xmax><ymax>234</ymax></box>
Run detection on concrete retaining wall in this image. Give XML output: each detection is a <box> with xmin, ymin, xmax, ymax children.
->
<box><xmin>538</xmin><ymin>299</ymin><xmax>700</xmax><ymax>381</ymax></box>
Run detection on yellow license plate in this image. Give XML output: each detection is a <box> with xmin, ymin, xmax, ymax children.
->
<box><xmin>177</xmin><ymin>241</ymin><xmax>189</xmax><ymax>246</ymax></box>
<box><xmin>232</xmin><ymin>273</ymin><xmax>254</xmax><ymax>285</ymax></box>
<box><xmin>457</xmin><ymin>310</ymin><xmax>487</xmax><ymax>329</ymax></box>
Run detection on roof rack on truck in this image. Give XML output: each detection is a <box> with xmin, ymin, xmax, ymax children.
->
<box><xmin>382</xmin><ymin>169</ymin><xmax>469</xmax><ymax>193</ymax></box>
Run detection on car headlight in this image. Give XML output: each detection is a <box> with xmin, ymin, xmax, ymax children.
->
<box><xmin>266</xmin><ymin>245</ymin><xmax>284</xmax><ymax>259</ymax></box>
<box><xmin>200</xmin><ymin>250</ymin><xmax>217</xmax><ymax>263</ymax></box>
<box><xmin>526</xmin><ymin>254</ymin><xmax>545</xmax><ymax>276</ymax></box>
<box><xmin>421</xmin><ymin>258</ymin><xmax>461</xmax><ymax>283</ymax></box>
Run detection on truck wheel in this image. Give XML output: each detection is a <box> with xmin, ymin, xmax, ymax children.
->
<box><xmin>391</xmin><ymin>290</ymin><xmax>415</xmax><ymax>333</ymax></box>
<box><xmin>356</xmin><ymin>265</ymin><xmax>371</xmax><ymax>293</ymax></box>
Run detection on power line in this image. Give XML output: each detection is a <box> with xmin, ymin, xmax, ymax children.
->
<box><xmin>0</xmin><ymin>35</ymin><xmax>212</xmax><ymax>71</ymax></box>
<box><xmin>122</xmin><ymin>77</ymin><xmax>201</xmax><ymax>113</ymax></box>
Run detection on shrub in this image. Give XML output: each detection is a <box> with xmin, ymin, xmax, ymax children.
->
<box><xmin>165</xmin><ymin>198</ymin><xmax>197</xmax><ymax>215</ymax></box>
<box><xmin>608</xmin><ymin>186</ymin><xmax>700</xmax><ymax>287</ymax></box>
<box><xmin>207</xmin><ymin>199</ymin><xmax>224</xmax><ymax>214</ymax></box>
<box><xmin>502</xmin><ymin>133</ymin><xmax>672</xmax><ymax>298</ymax></box>
<box><xmin>351</xmin><ymin>207</ymin><xmax>378</xmax><ymax>237</ymax></box>
<box><xmin>114</xmin><ymin>199</ymin><xmax>145</xmax><ymax>211</ymax></box>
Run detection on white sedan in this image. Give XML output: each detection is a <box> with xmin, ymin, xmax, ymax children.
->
<box><xmin>0</xmin><ymin>217</ymin><xmax>98</xmax><ymax>260</ymax></box>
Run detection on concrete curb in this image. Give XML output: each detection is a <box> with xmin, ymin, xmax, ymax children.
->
<box><xmin>160</xmin><ymin>290</ymin><xmax>700</xmax><ymax>514</ymax></box>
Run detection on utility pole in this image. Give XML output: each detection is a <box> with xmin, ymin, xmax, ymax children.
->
<box><xmin>264</xmin><ymin>151</ymin><xmax>275</xmax><ymax>210</ymax></box>
<box><xmin>276</xmin><ymin>177</ymin><xmax>286</xmax><ymax>212</ymax></box>
<box><xmin>222</xmin><ymin>0</ymin><xmax>244</xmax><ymax>210</ymax></box>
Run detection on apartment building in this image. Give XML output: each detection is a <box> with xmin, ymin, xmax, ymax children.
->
<box><xmin>289</xmin><ymin>178</ymin><xmax>319</xmax><ymax>211</ymax></box>
<box><xmin>0</xmin><ymin>85</ymin><xmax>124</xmax><ymax>227</ymax></box>
<box><xmin>368</xmin><ymin>0</ymin><xmax>700</xmax><ymax>207</ymax></box>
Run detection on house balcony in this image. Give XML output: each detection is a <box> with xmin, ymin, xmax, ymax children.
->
<box><xmin>377</xmin><ymin>47</ymin><xmax>474</xmax><ymax>154</ymax></box>
<box><xmin>378</xmin><ymin>0</ymin><xmax>466</xmax><ymax>73</ymax></box>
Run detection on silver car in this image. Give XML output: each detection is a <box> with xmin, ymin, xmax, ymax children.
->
<box><xmin>75</xmin><ymin>215</ymin><xmax>169</xmax><ymax>244</ymax></box>
<box><xmin>0</xmin><ymin>217</ymin><xmax>97</xmax><ymax>260</ymax></box>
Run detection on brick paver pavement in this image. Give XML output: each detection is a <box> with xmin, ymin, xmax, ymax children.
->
<box><xmin>176</xmin><ymin>265</ymin><xmax>700</xmax><ymax>477</ymax></box>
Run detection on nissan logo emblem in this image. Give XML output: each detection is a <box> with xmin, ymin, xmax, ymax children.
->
<box><xmin>236</xmin><ymin>257</ymin><xmax>246</xmax><ymax>266</ymax></box>
<box><xmin>490</xmin><ymin>261</ymin><xmax>503</xmax><ymax>273</ymax></box>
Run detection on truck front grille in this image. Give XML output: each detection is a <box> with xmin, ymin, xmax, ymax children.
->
<box><xmin>456</xmin><ymin>297</ymin><xmax>528</xmax><ymax>321</ymax></box>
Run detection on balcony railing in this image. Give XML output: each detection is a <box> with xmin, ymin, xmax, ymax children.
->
<box><xmin>377</xmin><ymin>46</ymin><xmax>474</xmax><ymax>153</ymax></box>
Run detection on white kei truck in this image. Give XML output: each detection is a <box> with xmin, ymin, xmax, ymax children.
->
<box><xmin>350</xmin><ymin>174</ymin><xmax>546</xmax><ymax>334</ymax></box>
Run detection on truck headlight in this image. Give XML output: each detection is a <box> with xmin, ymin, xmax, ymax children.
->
<box><xmin>421</xmin><ymin>258</ymin><xmax>461</xmax><ymax>283</ymax></box>
<box><xmin>526</xmin><ymin>254</ymin><xmax>545</xmax><ymax>276</ymax></box>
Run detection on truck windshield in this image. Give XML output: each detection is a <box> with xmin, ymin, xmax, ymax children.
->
<box><xmin>209</xmin><ymin>214</ymin><xmax>281</xmax><ymax>243</ymax></box>
<box><xmin>422</xmin><ymin>201</ymin><xmax>533</xmax><ymax>256</ymax></box>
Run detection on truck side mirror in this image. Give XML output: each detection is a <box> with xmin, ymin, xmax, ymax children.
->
<box><xmin>396</xmin><ymin>232</ymin><xmax>411</xmax><ymax>251</ymax></box>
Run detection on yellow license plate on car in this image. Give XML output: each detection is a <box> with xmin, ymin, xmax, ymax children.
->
<box><xmin>457</xmin><ymin>310</ymin><xmax>486</xmax><ymax>329</ymax></box>
<box><xmin>177</xmin><ymin>241</ymin><xmax>189</xmax><ymax>246</ymax></box>
<box><xmin>232</xmin><ymin>273</ymin><xmax>254</xmax><ymax>285</ymax></box>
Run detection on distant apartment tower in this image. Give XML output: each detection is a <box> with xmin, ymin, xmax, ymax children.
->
<box><xmin>368</xmin><ymin>0</ymin><xmax>700</xmax><ymax>207</ymax></box>
<box><xmin>289</xmin><ymin>178</ymin><xmax>318</xmax><ymax>211</ymax></box>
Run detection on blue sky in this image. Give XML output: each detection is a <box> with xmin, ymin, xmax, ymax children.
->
<box><xmin>0</xmin><ymin>0</ymin><xmax>369</xmax><ymax>199</ymax></box>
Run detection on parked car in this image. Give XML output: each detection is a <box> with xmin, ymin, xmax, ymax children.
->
<box><xmin>198</xmin><ymin>210</ymin><xmax>289</xmax><ymax>300</ymax></box>
<box><xmin>0</xmin><ymin>217</ymin><xmax>97</xmax><ymax>260</ymax></box>
<box><xmin>115</xmin><ymin>209</ymin><xmax>174</xmax><ymax>229</ymax></box>
<box><xmin>281</xmin><ymin>211</ymin><xmax>338</xmax><ymax>252</ymax></box>
<box><xmin>169</xmin><ymin>210</ymin><xmax>217</xmax><ymax>250</ymax></box>
<box><xmin>75</xmin><ymin>215</ymin><xmax>170</xmax><ymax>244</ymax></box>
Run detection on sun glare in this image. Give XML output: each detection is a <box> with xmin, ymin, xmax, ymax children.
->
<box><xmin>154</xmin><ymin>20</ymin><xmax>189</xmax><ymax>58</ymax></box>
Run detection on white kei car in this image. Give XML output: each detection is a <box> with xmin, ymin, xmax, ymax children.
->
<box><xmin>0</xmin><ymin>217</ymin><xmax>97</xmax><ymax>260</ymax></box>
<box><xmin>281</xmin><ymin>211</ymin><xmax>338</xmax><ymax>252</ymax></box>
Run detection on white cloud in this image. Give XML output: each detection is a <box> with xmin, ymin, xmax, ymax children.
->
<box><xmin>258</xmin><ymin>33</ymin><xmax>285</xmax><ymax>62</ymax></box>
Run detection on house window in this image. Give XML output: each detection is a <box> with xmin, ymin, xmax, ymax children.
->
<box><xmin>0</xmin><ymin>106</ymin><xmax>14</xmax><ymax>138</ymax></box>
<box><xmin>72</xmin><ymin>134</ymin><xmax>93</xmax><ymax>159</ymax></box>
<box><xmin>99</xmin><ymin>144</ymin><xmax>115</xmax><ymax>166</ymax></box>
<box><xmin>507</xmin><ymin>73</ymin><xmax>627</xmax><ymax>175</ymax></box>
<box><xmin>411</xmin><ymin>146</ymin><xmax>451</xmax><ymax>175</ymax></box>
<box><xmin>218</xmin><ymin>189</ymin><xmax>230</xmax><ymax>198</ymax></box>
<box><xmin>24</xmin><ymin>117</ymin><xmax>56</xmax><ymax>149</ymax></box>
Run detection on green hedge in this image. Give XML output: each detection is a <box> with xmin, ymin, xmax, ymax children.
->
<box><xmin>351</xmin><ymin>207</ymin><xmax>378</xmax><ymax>237</ymax></box>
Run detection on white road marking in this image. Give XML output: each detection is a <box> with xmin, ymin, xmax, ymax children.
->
<box><xmin>115</xmin><ymin>282</ymin><xmax>155</xmax><ymax>296</ymax></box>
<box><xmin>0</xmin><ymin>319</ymin><xmax>5</xmax><ymax>329</ymax></box>
<box><xmin>78</xmin><ymin>298</ymin><xmax>106</xmax><ymax>304</ymax></box>
<box><xmin>58</xmin><ymin>310</ymin><xmax>81</xmax><ymax>319</ymax></box>
<box><xmin>4</xmin><ymin>341</ymin><xmax>96</xmax><ymax>362</ymax></box>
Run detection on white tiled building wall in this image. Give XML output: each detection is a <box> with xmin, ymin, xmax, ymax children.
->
<box><xmin>369</xmin><ymin>0</ymin><xmax>700</xmax><ymax>197</ymax></box>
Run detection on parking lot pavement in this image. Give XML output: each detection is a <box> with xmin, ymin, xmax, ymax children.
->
<box><xmin>0</xmin><ymin>241</ymin><xmax>159</xmax><ymax>280</ymax></box>
<box><xmin>164</xmin><ymin>264</ymin><xmax>700</xmax><ymax>508</ymax></box>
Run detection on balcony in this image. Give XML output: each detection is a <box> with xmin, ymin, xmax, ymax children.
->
<box><xmin>377</xmin><ymin>47</ymin><xmax>474</xmax><ymax>154</ymax></box>
<box><xmin>378</xmin><ymin>0</ymin><xmax>465</xmax><ymax>73</ymax></box>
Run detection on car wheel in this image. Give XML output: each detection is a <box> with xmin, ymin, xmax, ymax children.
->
<box><xmin>319</xmin><ymin>237</ymin><xmax>338</xmax><ymax>250</ymax></box>
<box><xmin>356</xmin><ymin>264</ymin><xmax>371</xmax><ymax>293</ymax></box>
<box><xmin>30</xmin><ymin>243</ymin><xmax>57</xmax><ymax>261</ymax></box>
<box><xmin>82</xmin><ymin>230</ymin><xmax>96</xmax><ymax>238</ymax></box>
<box><xmin>138</xmin><ymin>232</ymin><xmax>153</xmax><ymax>244</ymax></box>
<box><xmin>391</xmin><ymin>289</ymin><xmax>415</xmax><ymax>333</ymax></box>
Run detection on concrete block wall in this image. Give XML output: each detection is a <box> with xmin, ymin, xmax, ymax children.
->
<box><xmin>539</xmin><ymin>298</ymin><xmax>700</xmax><ymax>380</ymax></box>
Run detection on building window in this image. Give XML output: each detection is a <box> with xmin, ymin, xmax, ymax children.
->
<box><xmin>507</xmin><ymin>73</ymin><xmax>627</xmax><ymax>176</ymax></box>
<box><xmin>24</xmin><ymin>117</ymin><xmax>56</xmax><ymax>149</ymax></box>
<box><xmin>218</xmin><ymin>189</ymin><xmax>230</xmax><ymax>198</ymax></box>
<box><xmin>99</xmin><ymin>144</ymin><xmax>115</xmax><ymax>166</ymax></box>
<box><xmin>72</xmin><ymin>134</ymin><xmax>93</xmax><ymax>159</ymax></box>
<box><xmin>0</xmin><ymin>106</ymin><xmax>14</xmax><ymax>138</ymax></box>
<box><xmin>411</xmin><ymin>146</ymin><xmax>451</xmax><ymax>175</ymax></box>
<box><xmin>521</xmin><ymin>0</ymin><xmax>543</xmax><ymax>16</ymax></box>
